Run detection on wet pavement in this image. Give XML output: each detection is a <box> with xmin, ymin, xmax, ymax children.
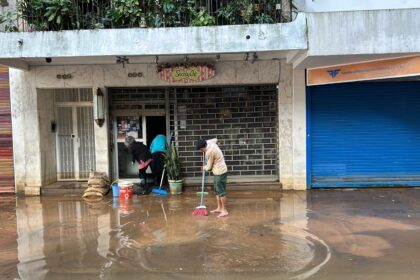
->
<box><xmin>1</xmin><ymin>189</ymin><xmax>420</xmax><ymax>280</ymax></box>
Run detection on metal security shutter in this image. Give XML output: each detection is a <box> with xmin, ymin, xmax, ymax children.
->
<box><xmin>0</xmin><ymin>66</ymin><xmax>14</xmax><ymax>193</ymax></box>
<box><xmin>309</xmin><ymin>82</ymin><xmax>420</xmax><ymax>188</ymax></box>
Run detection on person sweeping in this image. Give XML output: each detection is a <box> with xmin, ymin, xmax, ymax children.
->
<box><xmin>195</xmin><ymin>138</ymin><xmax>229</xmax><ymax>218</ymax></box>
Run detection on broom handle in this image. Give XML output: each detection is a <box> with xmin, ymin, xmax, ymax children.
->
<box><xmin>159</xmin><ymin>131</ymin><xmax>174</xmax><ymax>190</ymax></box>
<box><xmin>200</xmin><ymin>154</ymin><xmax>206</xmax><ymax>207</ymax></box>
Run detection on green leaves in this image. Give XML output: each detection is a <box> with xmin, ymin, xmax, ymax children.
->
<box><xmin>0</xmin><ymin>11</ymin><xmax>19</xmax><ymax>32</ymax></box>
<box><xmin>165</xmin><ymin>146</ymin><xmax>182</xmax><ymax>181</ymax></box>
<box><xmin>111</xmin><ymin>0</ymin><xmax>142</xmax><ymax>27</ymax></box>
<box><xmin>16</xmin><ymin>0</ymin><xmax>297</xmax><ymax>31</ymax></box>
<box><xmin>190</xmin><ymin>8</ymin><xmax>215</xmax><ymax>27</ymax></box>
<box><xmin>44</xmin><ymin>0</ymin><xmax>71</xmax><ymax>27</ymax></box>
<box><xmin>19</xmin><ymin>0</ymin><xmax>114</xmax><ymax>30</ymax></box>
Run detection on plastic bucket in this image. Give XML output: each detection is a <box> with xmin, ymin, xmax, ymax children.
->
<box><xmin>119</xmin><ymin>182</ymin><xmax>134</xmax><ymax>200</ymax></box>
<box><xmin>119</xmin><ymin>199</ymin><xmax>133</xmax><ymax>214</ymax></box>
<box><xmin>112</xmin><ymin>183</ymin><xmax>119</xmax><ymax>197</ymax></box>
<box><xmin>112</xmin><ymin>197</ymin><xmax>119</xmax><ymax>208</ymax></box>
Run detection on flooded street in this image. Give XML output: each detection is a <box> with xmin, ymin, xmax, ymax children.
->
<box><xmin>0</xmin><ymin>189</ymin><xmax>420</xmax><ymax>279</ymax></box>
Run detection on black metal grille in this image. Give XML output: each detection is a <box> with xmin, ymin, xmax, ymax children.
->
<box><xmin>10</xmin><ymin>0</ymin><xmax>297</xmax><ymax>31</ymax></box>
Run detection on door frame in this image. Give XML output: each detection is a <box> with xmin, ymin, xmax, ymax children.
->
<box><xmin>56</xmin><ymin>102</ymin><xmax>94</xmax><ymax>181</ymax></box>
<box><xmin>111</xmin><ymin>111</ymin><xmax>167</xmax><ymax>180</ymax></box>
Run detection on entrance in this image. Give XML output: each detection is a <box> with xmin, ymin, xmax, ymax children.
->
<box><xmin>110</xmin><ymin>86</ymin><xmax>279</xmax><ymax>184</ymax></box>
<box><xmin>55</xmin><ymin>89</ymin><xmax>96</xmax><ymax>180</ymax></box>
<box><xmin>109</xmin><ymin>88</ymin><xmax>168</xmax><ymax>180</ymax></box>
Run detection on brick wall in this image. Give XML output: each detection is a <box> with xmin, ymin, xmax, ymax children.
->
<box><xmin>173</xmin><ymin>85</ymin><xmax>278</xmax><ymax>179</ymax></box>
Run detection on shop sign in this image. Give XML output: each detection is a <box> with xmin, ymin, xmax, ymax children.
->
<box><xmin>158</xmin><ymin>64</ymin><xmax>215</xmax><ymax>83</ymax></box>
<box><xmin>307</xmin><ymin>56</ymin><xmax>420</xmax><ymax>86</ymax></box>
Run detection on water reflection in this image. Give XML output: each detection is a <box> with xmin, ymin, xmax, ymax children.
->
<box><xmin>2</xmin><ymin>189</ymin><xmax>420</xmax><ymax>280</ymax></box>
<box><xmin>9</xmin><ymin>192</ymin><xmax>331</xmax><ymax>280</ymax></box>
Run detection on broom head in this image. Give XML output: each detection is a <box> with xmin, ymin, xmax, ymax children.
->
<box><xmin>192</xmin><ymin>206</ymin><xmax>209</xmax><ymax>216</ymax></box>
<box><xmin>152</xmin><ymin>188</ymin><xmax>169</xmax><ymax>195</ymax></box>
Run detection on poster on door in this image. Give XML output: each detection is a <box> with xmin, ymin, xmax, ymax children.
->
<box><xmin>117</xmin><ymin>116</ymin><xmax>141</xmax><ymax>140</ymax></box>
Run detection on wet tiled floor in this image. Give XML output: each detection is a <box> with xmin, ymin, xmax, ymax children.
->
<box><xmin>1</xmin><ymin>189</ymin><xmax>420</xmax><ymax>279</ymax></box>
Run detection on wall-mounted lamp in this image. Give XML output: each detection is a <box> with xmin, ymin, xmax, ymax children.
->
<box><xmin>94</xmin><ymin>88</ymin><xmax>105</xmax><ymax>127</ymax></box>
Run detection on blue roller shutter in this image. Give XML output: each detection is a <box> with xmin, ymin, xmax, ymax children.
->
<box><xmin>309</xmin><ymin>82</ymin><xmax>420</xmax><ymax>188</ymax></box>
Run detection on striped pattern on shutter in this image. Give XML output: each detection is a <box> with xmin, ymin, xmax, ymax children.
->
<box><xmin>0</xmin><ymin>66</ymin><xmax>14</xmax><ymax>193</ymax></box>
<box><xmin>309</xmin><ymin>82</ymin><xmax>420</xmax><ymax>188</ymax></box>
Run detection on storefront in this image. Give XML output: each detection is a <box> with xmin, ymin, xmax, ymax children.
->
<box><xmin>8</xmin><ymin>59</ymin><xmax>297</xmax><ymax>193</ymax></box>
<box><xmin>306</xmin><ymin>57</ymin><xmax>420</xmax><ymax>188</ymax></box>
<box><xmin>109</xmin><ymin>86</ymin><xmax>279</xmax><ymax>183</ymax></box>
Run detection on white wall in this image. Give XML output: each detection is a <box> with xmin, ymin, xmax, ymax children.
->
<box><xmin>37</xmin><ymin>90</ymin><xmax>57</xmax><ymax>186</ymax></box>
<box><xmin>302</xmin><ymin>0</ymin><xmax>420</xmax><ymax>12</ymax></box>
<box><xmin>307</xmin><ymin>9</ymin><xmax>420</xmax><ymax>56</ymax></box>
<box><xmin>278</xmin><ymin>65</ymin><xmax>307</xmax><ymax>190</ymax></box>
<box><xmin>292</xmin><ymin>70</ymin><xmax>307</xmax><ymax>190</ymax></box>
<box><xmin>10</xmin><ymin>68</ymin><xmax>42</xmax><ymax>191</ymax></box>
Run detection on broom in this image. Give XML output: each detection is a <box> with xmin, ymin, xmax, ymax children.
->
<box><xmin>192</xmin><ymin>155</ymin><xmax>209</xmax><ymax>216</ymax></box>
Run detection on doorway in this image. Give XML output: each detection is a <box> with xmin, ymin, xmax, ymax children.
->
<box><xmin>146</xmin><ymin>116</ymin><xmax>166</xmax><ymax>146</ymax></box>
<box><xmin>109</xmin><ymin>88</ymin><xmax>168</xmax><ymax>180</ymax></box>
<box><xmin>55</xmin><ymin>89</ymin><xmax>96</xmax><ymax>181</ymax></box>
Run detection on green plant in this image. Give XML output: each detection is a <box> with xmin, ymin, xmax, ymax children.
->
<box><xmin>190</xmin><ymin>8</ymin><xmax>215</xmax><ymax>27</ymax></box>
<box><xmin>217</xmin><ymin>0</ymin><xmax>241</xmax><ymax>24</ymax></box>
<box><xmin>19</xmin><ymin>0</ymin><xmax>111</xmax><ymax>30</ymax></box>
<box><xmin>165</xmin><ymin>146</ymin><xmax>181</xmax><ymax>181</ymax></box>
<box><xmin>154</xmin><ymin>0</ymin><xmax>183</xmax><ymax>27</ymax></box>
<box><xmin>111</xmin><ymin>0</ymin><xmax>142</xmax><ymax>27</ymax></box>
<box><xmin>255</xmin><ymin>13</ymin><xmax>274</xmax><ymax>24</ymax></box>
<box><xmin>19</xmin><ymin>0</ymin><xmax>47</xmax><ymax>31</ymax></box>
<box><xmin>44</xmin><ymin>0</ymin><xmax>72</xmax><ymax>30</ymax></box>
<box><xmin>240</xmin><ymin>1</ymin><xmax>253</xmax><ymax>23</ymax></box>
<box><xmin>0</xmin><ymin>11</ymin><xmax>19</xmax><ymax>32</ymax></box>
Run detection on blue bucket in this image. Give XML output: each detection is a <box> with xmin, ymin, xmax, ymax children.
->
<box><xmin>112</xmin><ymin>198</ymin><xmax>119</xmax><ymax>208</ymax></box>
<box><xmin>112</xmin><ymin>183</ymin><xmax>119</xmax><ymax>197</ymax></box>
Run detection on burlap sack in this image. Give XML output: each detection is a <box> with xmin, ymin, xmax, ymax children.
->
<box><xmin>87</xmin><ymin>178</ymin><xmax>107</xmax><ymax>187</ymax></box>
<box><xmin>82</xmin><ymin>191</ymin><xmax>103</xmax><ymax>200</ymax></box>
<box><xmin>85</xmin><ymin>187</ymin><xmax>108</xmax><ymax>195</ymax></box>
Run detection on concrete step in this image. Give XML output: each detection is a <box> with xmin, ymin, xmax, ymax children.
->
<box><xmin>41</xmin><ymin>182</ymin><xmax>88</xmax><ymax>195</ymax></box>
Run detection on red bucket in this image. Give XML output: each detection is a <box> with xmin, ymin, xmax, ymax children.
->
<box><xmin>119</xmin><ymin>183</ymin><xmax>133</xmax><ymax>200</ymax></box>
<box><xmin>119</xmin><ymin>199</ymin><xmax>132</xmax><ymax>213</ymax></box>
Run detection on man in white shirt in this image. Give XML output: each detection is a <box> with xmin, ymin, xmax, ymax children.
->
<box><xmin>196</xmin><ymin>138</ymin><xmax>228</xmax><ymax>217</ymax></box>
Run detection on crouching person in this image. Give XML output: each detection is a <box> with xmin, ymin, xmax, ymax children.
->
<box><xmin>196</xmin><ymin>138</ymin><xmax>228</xmax><ymax>217</ymax></box>
<box><xmin>125</xmin><ymin>136</ymin><xmax>153</xmax><ymax>194</ymax></box>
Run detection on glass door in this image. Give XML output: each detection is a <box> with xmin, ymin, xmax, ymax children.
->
<box><xmin>114</xmin><ymin>115</ymin><xmax>147</xmax><ymax>179</ymax></box>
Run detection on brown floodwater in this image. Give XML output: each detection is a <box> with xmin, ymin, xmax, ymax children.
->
<box><xmin>0</xmin><ymin>189</ymin><xmax>420</xmax><ymax>279</ymax></box>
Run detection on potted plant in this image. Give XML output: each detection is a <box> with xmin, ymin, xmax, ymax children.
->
<box><xmin>165</xmin><ymin>145</ymin><xmax>183</xmax><ymax>194</ymax></box>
